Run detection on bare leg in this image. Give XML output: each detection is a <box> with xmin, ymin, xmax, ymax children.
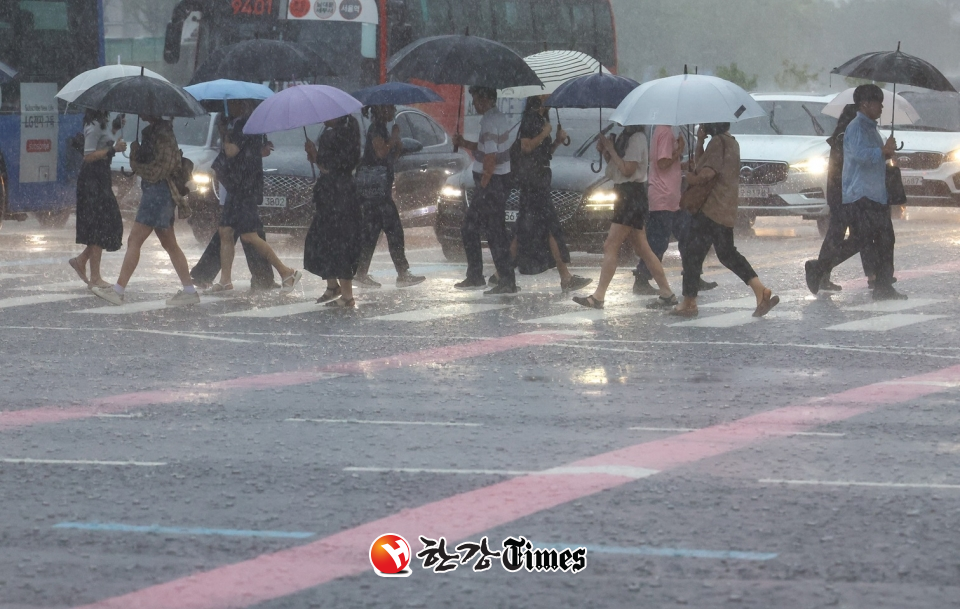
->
<box><xmin>116</xmin><ymin>222</ymin><xmax>154</xmax><ymax>288</ymax></box>
<box><xmin>87</xmin><ymin>246</ymin><xmax>105</xmax><ymax>284</ymax></box>
<box><xmin>239</xmin><ymin>232</ymin><xmax>294</xmax><ymax>279</ymax></box>
<box><xmin>748</xmin><ymin>277</ymin><xmax>767</xmax><ymax>305</ymax></box>
<box><xmin>154</xmin><ymin>227</ymin><xmax>194</xmax><ymax>287</ymax></box>
<box><xmin>218</xmin><ymin>227</ymin><xmax>236</xmax><ymax>285</ymax></box>
<box><xmin>590</xmin><ymin>223</ymin><xmax>633</xmax><ymax>302</ymax></box>
<box><xmin>340</xmin><ymin>279</ymin><xmax>354</xmax><ymax>301</ymax></box>
<box><xmin>549</xmin><ymin>235</ymin><xmax>573</xmax><ymax>283</ymax></box>
<box><xmin>630</xmin><ymin>229</ymin><xmax>674</xmax><ymax>298</ymax></box>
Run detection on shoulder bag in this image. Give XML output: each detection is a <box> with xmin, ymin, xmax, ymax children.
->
<box><xmin>355</xmin><ymin>164</ymin><xmax>390</xmax><ymax>199</ymax></box>
<box><xmin>680</xmin><ymin>137</ymin><xmax>726</xmax><ymax>214</ymax></box>
<box><xmin>885</xmin><ymin>164</ymin><xmax>907</xmax><ymax>206</ymax></box>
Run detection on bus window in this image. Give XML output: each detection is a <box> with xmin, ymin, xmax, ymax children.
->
<box><xmin>531</xmin><ymin>2</ymin><xmax>574</xmax><ymax>50</ymax></box>
<box><xmin>490</xmin><ymin>1</ymin><xmax>534</xmax><ymax>49</ymax></box>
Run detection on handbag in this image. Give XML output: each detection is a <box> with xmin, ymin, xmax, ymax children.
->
<box><xmin>355</xmin><ymin>164</ymin><xmax>390</xmax><ymax>199</ymax></box>
<box><xmin>680</xmin><ymin>137</ymin><xmax>725</xmax><ymax>214</ymax></box>
<box><xmin>167</xmin><ymin>152</ymin><xmax>194</xmax><ymax>218</ymax></box>
<box><xmin>886</xmin><ymin>164</ymin><xmax>907</xmax><ymax>206</ymax></box>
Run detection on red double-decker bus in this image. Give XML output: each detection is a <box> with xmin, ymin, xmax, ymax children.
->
<box><xmin>162</xmin><ymin>0</ymin><xmax>617</xmax><ymax>132</ymax></box>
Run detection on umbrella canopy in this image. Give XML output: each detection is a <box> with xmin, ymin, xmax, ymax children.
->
<box><xmin>0</xmin><ymin>60</ymin><xmax>18</xmax><ymax>84</ymax></box>
<box><xmin>610</xmin><ymin>74</ymin><xmax>766</xmax><ymax>127</ymax></box>
<box><xmin>545</xmin><ymin>73</ymin><xmax>639</xmax><ymax>109</ymax></box>
<box><xmin>242</xmin><ymin>85</ymin><xmax>362</xmax><ymax>134</ymax></box>
<box><xmin>500</xmin><ymin>50</ymin><xmax>610</xmax><ymax>99</ymax></box>
<box><xmin>387</xmin><ymin>35</ymin><xmax>542</xmax><ymax>89</ymax></box>
<box><xmin>350</xmin><ymin>82</ymin><xmax>443</xmax><ymax>106</ymax></box>
<box><xmin>56</xmin><ymin>64</ymin><xmax>168</xmax><ymax>103</ymax></box>
<box><xmin>189</xmin><ymin>40</ymin><xmax>334</xmax><ymax>85</ymax></box>
<box><xmin>184</xmin><ymin>79</ymin><xmax>274</xmax><ymax>101</ymax></box>
<box><xmin>71</xmin><ymin>75</ymin><xmax>206</xmax><ymax>118</ymax></box>
<box><xmin>831</xmin><ymin>46</ymin><xmax>957</xmax><ymax>92</ymax></box>
<box><xmin>823</xmin><ymin>87</ymin><xmax>920</xmax><ymax>126</ymax></box>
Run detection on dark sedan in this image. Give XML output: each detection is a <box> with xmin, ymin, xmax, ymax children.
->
<box><xmin>435</xmin><ymin>108</ymin><xmax>620</xmax><ymax>261</ymax></box>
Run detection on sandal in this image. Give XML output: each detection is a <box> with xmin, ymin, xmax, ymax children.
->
<box><xmin>752</xmin><ymin>289</ymin><xmax>780</xmax><ymax>318</ymax></box>
<box><xmin>209</xmin><ymin>282</ymin><xmax>234</xmax><ymax>293</ymax></box>
<box><xmin>646</xmin><ymin>294</ymin><xmax>679</xmax><ymax>309</ymax></box>
<box><xmin>324</xmin><ymin>297</ymin><xmax>355</xmax><ymax>308</ymax></box>
<box><xmin>669</xmin><ymin>307</ymin><xmax>699</xmax><ymax>318</ymax></box>
<box><xmin>572</xmin><ymin>295</ymin><xmax>604</xmax><ymax>309</ymax></box>
<box><xmin>68</xmin><ymin>258</ymin><xmax>89</xmax><ymax>284</ymax></box>
<box><xmin>316</xmin><ymin>286</ymin><xmax>341</xmax><ymax>304</ymax></box>
<box><xmin>279</xmin><ymin>270</ymin><xmax>302</xmax><ymax>295</ymax></box>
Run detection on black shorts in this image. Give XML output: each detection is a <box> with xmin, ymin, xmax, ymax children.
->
<box><xmin>219</xmin><ymin>195</ymin><xmax>263</xmax><ymax>235</ymax></box>
<box><xmin>611</xmin><ymin>182</ymin><xmax>648</xmax><ymax>230</ymax></box>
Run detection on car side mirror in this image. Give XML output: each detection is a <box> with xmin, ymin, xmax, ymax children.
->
<box><xmin>402</xmin><ymin>137</ymin><xmax>423</xmax><ymax>153</ymax></box>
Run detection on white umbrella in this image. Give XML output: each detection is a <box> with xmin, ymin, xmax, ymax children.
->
<box><xmin>610</xmin><ymin>74</ymin><xmax>766</xmax><ymax>126</ymax></box>
<box><xmin>822</xmin><ymin>87</ymin><xmax>920</xmax><ymax>126</ymax></box>
<box><xmin>499</xmin><ymin>50</ymin><xmax>610</xmax><ymax>99</ymax></box>
<box><xmin>56</xmin><ymin>65</ymin><xmax>168</xmax><ymax>103</ymax></box>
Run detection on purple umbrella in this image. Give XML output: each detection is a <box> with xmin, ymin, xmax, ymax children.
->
<box><xmin>242</xmin><ymin>85</ymin><xmax>362</xmax><ymax>134</ymax></box>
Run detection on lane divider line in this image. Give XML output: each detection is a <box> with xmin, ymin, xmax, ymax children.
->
<box><xmin>53</xmin><ymin>523</ymin><xmax>314</xmax><ymax>539</ymax></box>
<box><xmin>759</xmin><ymin>479</ymin><xmax>960</xmax><ymax>490</ymax></box>
<box><xmin>0</xmin><ymin>458</ymin><xmax>165</xmax><ymax>467</ymax></box>
<box><xmin>286</xmin><ymin>418</ymin><xmax>482</xmax><ymax>427</ymax></box>
<box><xmin>75</xmin><ymin>363</ymin><xmax>960</xmax><ymax>609</ymax></box>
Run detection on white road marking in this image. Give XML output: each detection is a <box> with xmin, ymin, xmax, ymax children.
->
<box><xmin>669</xmin><ymin>310</ymin><xmax>761</xmax><ymax>328</ymax></box>
<box><xmin>0</xmin><ymin>273</ymin><xmax>33</xmax><ymax>280</ymax></box>
<box><xmin>286</xmin><ymin>418</ymin><xmax>481</xmax><ymax>427</ymax></box>
<box><xmin>630</xmin><ymin>426</ymin><xmax>696</xmax><ymax>432</ymax></box>
<box><xmin>787</xmin><ymin>432</ymin><xmax>846</xmax><ymax>437</ymax></box>
<box><xmin>219</xmin><ymin>292</ymin><xmax>330</xmax><ymax>318</ymax></box>
<box><xmin>0</xmin><ymin>326</ymin><xmax>306</xmax><ymax>346</ymax></box>
<box><xmin>826</xmin><ymin>313</ymin><xmax>948</xmax><ymax>332</ymax></box>
<box><xmin>346</xmin><ymin>466</ymin><xmax>536</xmax><ymax>476</ymax></box>
<box><xmin>698</xmin><ymin>291</ymin><xmax>804</xmax><ymax>309</ymax></box>
<box><xmin>0</xmin><ymin>293</ymin><xmax>86</xmax><ymax>309</ymax></box>
<box><xmin>71</xmin><ymin>298</ymin><xmax>220</xmax><ymax>315</ymax></box>
<box><xmin>367</xmin><ymin>302</ymin><xmax>511</xmax><ymax>322</ymax></box>
<box><xmin>760</xmin><ymin>479</ymin><xmax>960</xmax><ymax>490</ymax></box>
<box><xmin>521</xmin><ymin>303</ymin><xmax>649</xmax><ymax>325</ymax></box>
<box><xmin>881</xmin><ymin>380</ymin><xmax>960</xmax><ymax>388</ymax></box>
<box><xmin>628</xmin><ymin>426</ymin><xmax>842</xmax><ymax>437</ymax></box>
<box><xmin>345</xmin><ymin>466</ymin><xmax>659</xmax><ymax>478</ymax></box>
<box><xmin>94</xmin><ymin>413</ymin><xmax>143</xmax><ymax>418</ymax></box>
<box><xmin>846</xmin><ymin>298</ymin><xmax>944</xmax><ymax>313</ymax></box>
<box><xmin>541</xmin><ymin>465</ymin><xmax>658</xmax><ymax>479</ymax></box>
<box><xmin>0</xmin><ymin>458</ymin><xmax>166</xmax><ymax>466</ymax></box>
<box><xmin>13</xmin><ymin>280</ymin><xmax>89</xmax><ymax>292</ymax></box>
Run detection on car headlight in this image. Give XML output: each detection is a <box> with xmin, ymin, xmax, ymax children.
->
<box><xmin>440</xmin><ymin>185</ymin><xmax>463</xmax><ymax>200</ymax></box>
<box><xmin>585</xmin><ymin>189</ymin><xmax>618</xmax><ymax>210</ymax></box>
<box><xmin>790</xmin><ymin>156</ymin><xmax>828</xmax><ymax>175</ymax></box>
<box><xmin>192</xmin><ymin>172</ymin><xmax>212</xmax><ymax>185</ymax></box>
<box><xmin>947</xmin><ymin>148</ymin><xmax>960</xmax><ymax>163</ymax></box>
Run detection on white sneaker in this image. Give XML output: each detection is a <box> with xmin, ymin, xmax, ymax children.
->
<box><xmin>166</xmin><ymin>290</ymin><xmax>200</xmax><ymax>307</ymax></box>
<box><xmin>91</xmin><ymin>285</ymin><xmax>123</xmax><ymax>306</ymax></box>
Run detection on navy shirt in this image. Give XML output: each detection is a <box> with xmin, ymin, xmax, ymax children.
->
<box><xmin>360</xmin><ymin>120</ymin><xmax>395</xmax><ymax>185</ymax></box>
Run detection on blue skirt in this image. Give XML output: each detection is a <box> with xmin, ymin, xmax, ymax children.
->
<box><xmin>136</xmin><ymin>179</ymin><xmax>175</xmax><ymax>229</ymax></box>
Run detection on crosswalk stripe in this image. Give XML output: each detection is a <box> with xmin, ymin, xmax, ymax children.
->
<box><xmin>367</xmin><ymin>302</ymin><xmax>510</xmax><ymax>322</ymax></box>
<box><xmin>846</xmin><ymin>297</ymin><xmax>943</xmax><ymax>313</ymax></box>
<box><xmin>669</xmin><ymin>310</ymin><xmax>765</xmax><ymax>328</ymax></box>
<box><xmin>13</xmin><ymin>280</ymin><xmax>89</xmax><ymax>292</ymax></box>
<box><xmin>521</xmin><ymin>303</ymin><xmax>649</xmax><ymax>325</ymax></box>
<box><xmin>72</xmin><ymin>298</ymin><xmax>219</xmax><ymax>315</ymax></box>
<box><xmin>220</xmin><ymin>292</ymin><xmax>328</xmax><ymax>318</ymax></box>
<box><xmin>825</xmin><ymin>313</ymin><xmax>948</xmax><ymax>332</ymax></box>
<box><xmin>0</xmin><ymin>293</ymin><xmax>85</xmax><ymax>309</ymax></box>
<box><xmin>0</xmin><ymin>273</ymin><xmax>33</xmax><ymax>280</ymax></box>
<box><xmin>698</xmin><ymin>290</ymin><xmax>806</xmax><ymax>309</ymax></box>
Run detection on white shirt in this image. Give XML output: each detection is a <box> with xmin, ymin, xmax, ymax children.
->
<box><xmin>83</xmin><ymin>122</ymin><xmax>111</xmax><ymax>154</ymax></box>
<box><xmin>472</xmin><ymin>107</ymin><xmax>512</xmax><ymax>175</ymax></box>
<box><xmin>605</xmin><ymin>131</ymin><xmax>648</xmax><ymax>184</ymax></box>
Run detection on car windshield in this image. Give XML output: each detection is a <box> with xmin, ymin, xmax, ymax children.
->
<box><xmin>112</xmin><ymin>114</ymin><xmax>214</xmax><ymax>148</ymax></box>
<box><xmin>895</xmin><ymin>92</ymin><xmax>960</xmax><ymax>132</ymax></box>
<box><xmin>730</xmin><ymin>101</ymin><xmax>837</xmax><ymax>137</ymax></box>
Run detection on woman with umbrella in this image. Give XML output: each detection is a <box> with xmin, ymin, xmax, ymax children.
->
<box><xmin>68</xmin><ymin>109</ymin><xmax>127</xmax><ymax>288</ymax></box>
<box><xmin>353</xmin><ymin>103</ymin><xmax>425</xmax><ymax>289</ymax></box>
<box><xmin>304</xmin><ymin>114</ymin><xmax>363</xmax><ymax>308</ymax></box>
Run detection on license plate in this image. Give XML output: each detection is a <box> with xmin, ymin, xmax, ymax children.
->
<box><xmin>260</xmin><ymin>196</ymin><xmax>287</xmax><ymax>208</ymax></box>
<box><xmin>901</xmin><ymin>175</ymin><xmax>923</xmax><ymax>187</ymax></box>
<box><xmin>505</xmin><ymin>210</ymin><xmax>518</xmax><ymax>222</ymax></box>
<box><xmin>739</xmin><ymin>185</ymin><xmax>769</xmax><ymax>199</ymax></box>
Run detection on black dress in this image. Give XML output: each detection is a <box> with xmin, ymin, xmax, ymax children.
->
<box><xmin>514</xmin><ymin>111</ymin><xmax>570</xmax><ymax>275</ymax></box>
<box><xmin>75</xmin><ymin>123</ymin><xmax>123</xmax><ymax>251</ymax></box>
<box><xmin>304</xmin><ymin>116</ymin><xmax>362</xmax><ymax>280</ymax></box>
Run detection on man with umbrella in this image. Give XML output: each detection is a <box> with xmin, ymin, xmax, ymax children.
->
<box><xmin>453</xmin><ymin>86</ymin><xmax>518</xmax><ymax>295</ymax></box>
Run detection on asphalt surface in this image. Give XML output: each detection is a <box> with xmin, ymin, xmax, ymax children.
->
<box><xmin>1</xmin><ymin>210</ymin><xmax>959</xmax><ymax>608</ymax></box>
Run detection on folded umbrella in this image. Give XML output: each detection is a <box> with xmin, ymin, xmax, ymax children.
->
<box><xmin>189</xmin><ymin>40</ymin><xmax>334</xmax><ymax>85</ymax></box>
<box><xmin>350</xmin><ymin>82</ymin><xmax>443</xmax><ymax>106</ymax></box>
<box><xmin>500</xmin><ymin>50</ymin><xmax>610</xmax><ymax>99</ymax></box>
<box><xmin>610</xmin><ymin>74</ymin><xmax>766</xmax><ymax>127</ymax></box>
<box><xmin>57</xmin><ymin>64</ymin><xmax>168</xmax><ymax>103</ymax></box>
<box><xmin>822</xmin><ymin>87</ymin><xmax>919</xmax><ymax>126</ymax></box>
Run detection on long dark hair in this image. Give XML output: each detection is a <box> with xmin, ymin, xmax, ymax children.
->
<box><xmin>614</xmin><ymin>125</ymin><xmax>645</xmax><ymax>157</ymax></box>
<box><xmin>832</xmin><ymin>103</ymin><xmax>858</xmax><ymax>139</ymax></box>
<box><xmin>83</xmin><ymin>109</ymin><xmax>108</xmax><ymax>130</ymax></box>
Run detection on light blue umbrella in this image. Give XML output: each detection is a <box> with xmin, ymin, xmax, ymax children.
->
<box><xmin>183</xmin><ymin>79</ymin><xmax>274</xmax><ymax>102</ymax></box>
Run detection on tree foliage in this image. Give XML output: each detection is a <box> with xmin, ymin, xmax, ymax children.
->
<box><xmin>715</xmin><ymin>63</ymin><xmax>758</xmax><ymax>91</ymax></box>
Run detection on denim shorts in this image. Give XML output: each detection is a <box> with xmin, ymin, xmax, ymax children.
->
<box><xmin>135</xmin><ymin>179</ymin><xmax>175</xmax><ymax>229</ymax></box>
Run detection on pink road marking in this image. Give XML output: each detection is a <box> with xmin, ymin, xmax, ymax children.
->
<box><xmin>76</xmin><ymin>363</ymin><xmax>960</xmax><ymax>609</ymax></box>
<box><xmin>0</xmin><ymin>332</ymin><xmax>570</xmax><ymax>432</ymax></box>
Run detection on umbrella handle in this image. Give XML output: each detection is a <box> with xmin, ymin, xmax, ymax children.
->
<box><xmin>304</xmin><ymin>126</ymin><xmax>317</xmax><ymax>181</ymax></box>
<box><xmin>554</xmin><ymin>108</ymin><xmax>570</xmax><ymax>146</ymax></box>
<box><xmin>591</xmin><ymin>155</ymin><xmax>603</xmax><ymax>174</ymax></box>
<box><xmin>453</xmin><ymin>87</ymin><xmax>463</xmax><ymax>153</ymax></box>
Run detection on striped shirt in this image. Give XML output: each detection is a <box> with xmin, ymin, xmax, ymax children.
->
<box><xmin>473</xmin><ymin>107</ymin><xmax>512</xmax><ymax>175</ymax></box>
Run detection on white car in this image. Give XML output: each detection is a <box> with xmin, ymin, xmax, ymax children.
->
<box><xmin>728</xmin><ymin>94</ymin><xmax>836</xmax><ymax>234</ymax></box>
<box><xmin>892</xmin><ymin>91</ymin><xmax>960</xmax><ymax>207</ymax></box>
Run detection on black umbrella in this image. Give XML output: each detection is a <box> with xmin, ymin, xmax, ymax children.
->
<box><xmin>387</xmin><ymin>34</ymin><xmax>542</xmax><ymax>148</ymax></box>
<box><xmin>72</xmin><ymin>74</ymin><xmax>206</xmax><ymax>118</ymax></box>
<box><xmin>832</xmin><ymin>43</ymin><xmax>957</xmax><ymax>138</ymax></box>
<box><xmin>189</xmin><ymin>40</ymin><xmax>334</xmax><ymax>85</ymax></box>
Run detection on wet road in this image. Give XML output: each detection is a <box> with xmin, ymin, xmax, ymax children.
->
<box><xmin>1</xmin><ymin>211</ymin><xmax>959</xmax><ymax>608</ymax></box>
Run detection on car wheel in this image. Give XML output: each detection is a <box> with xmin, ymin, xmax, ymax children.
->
<box><xmin>35</xmin><ymin>208</ymin><xmax>72</xmax><ymax>228</ymax></box>
<box><xmin>816</xmin><ymin>215</ymin><xmax>830</xmax><ymax>238</ymax></box>
<box><xmin>440</xmin><ymin>240</ymin><xmax>466</xmax><ymax>262</ymax></box>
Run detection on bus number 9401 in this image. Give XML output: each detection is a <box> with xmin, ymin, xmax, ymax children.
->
<box><xmin>232</xmin><ymin>0</ymin><xmax>274</xmax><ymax>16</ymax></box>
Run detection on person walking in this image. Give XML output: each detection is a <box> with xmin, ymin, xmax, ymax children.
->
<box><xmin>671</xmin><ymin>123</ymin><xmax>778</xmax><ymax>318</ymax></box>
<box><xmin>631</xmin><ymin>125</ymin><xmax>714</xmax><ymax>295</ymax></box>
<box><xmin>510</xmin><ymin>95</ymin><xmax>590</xmax><ymax>292</ymax></box>
<box><xmin>353</xmin><ymin>104</ymin><xmax>425</xmax><ymax>289</ymax></box>
<box><xmin>804</xmin><ymin>103</ymin><xmax>874</xmax><ymax>294</ymax></box>
<box><xmin>303</xmin><ymin>114</ymin><xmax>362</xmax><ymax>308</ymax></box>
<box><xmin>572</xmin><ymin>125</ymin><xmax>677</xmax><ymax>310</ymax></box>
<box><xmin>452</xmin><ymin>86</ymin><xmax>518</xmax><ymax>295</ymax></box>
<box><xmin>69</xmin><ymin>110</ymin><xmax>126</xmax><ymax>288</ymax></box>
<box><xmin>211</xmin><ymin>100</ymin><xmax>301</xmax><ymax>295</ymax></box>
<box><xmin>190</xmin><ymin>111</ymin><xmax>278</xmax><ymax>292</ymax></box>
<box><xmin>806</xmin><ymin>85</ymin><xmax>903</xmax><ymax>300</ymax></box>
<box><xmin>91</xmin><ymin>115</ymin><xmax>199</xmax><ymax>306</ymax></box>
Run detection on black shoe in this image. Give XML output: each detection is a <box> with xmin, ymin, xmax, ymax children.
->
<box><xmin>633</xmin><ymin>277</ymin><xmax>658</xmax><ymax>295</ymax></box>
<box><xmin>699</xmin><ymin>278</ymin><xmax>719</xmax><ymax>291</ymax></box>
<box><xmin>483</xmin><ymin>283</ymin><xmax>520</xmax><ymax>296</ymax></box>
<box><xmin>487</xmin><ymin>274</ymin><xmax>499</xmax><ymax>287</ymax></box>
<box><xmin>867</xmin><ymin>276</ymin><xmax>897</xmax><ymax>289</ymax></box>
<box><xmin>804</xmin><ymin>260</ymin><xmax>822</xmax><ymax>295</ymax></box>
<box><xmin>872</xmin><ymin>287</ymin><xmax>907</xmax><ymax>301</ymax></box>
<box><xmin>396</xmin><ymin>272</ymin><xmax>426</xmax><ymax>288</ymax></box>
<box><xmin>454</xmin><ymin>277</ymin><xmax>487</xmax><ymax>290</ymax></box>
<box><xmin>354</xmin><ymin>274</ymin><xmax>382</xmax><ymax>288</ymax></box>
<box><xmin>562</xmin><ymin>275</ymin><xmax>592</xmax><ymax>292</ymax></box>
<box><xmin>820</xmin><ymin>278</ymin><xmax>842</xmax><ymax>292</ymax></box>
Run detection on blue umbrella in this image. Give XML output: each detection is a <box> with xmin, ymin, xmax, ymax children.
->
<box><xmin>184</xmin><ymin>79</ymin><xmax>274</xmax><ymax>101</ymax></box>
<box><xmin>350</xmin><ymin>82</ymin><xmax>443</xmax><ymax>106</ymax></box>
<box><xmin>0</xmin><ymin>60</ymin><xmax>17</xmax><ymax>84</ymax></box>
